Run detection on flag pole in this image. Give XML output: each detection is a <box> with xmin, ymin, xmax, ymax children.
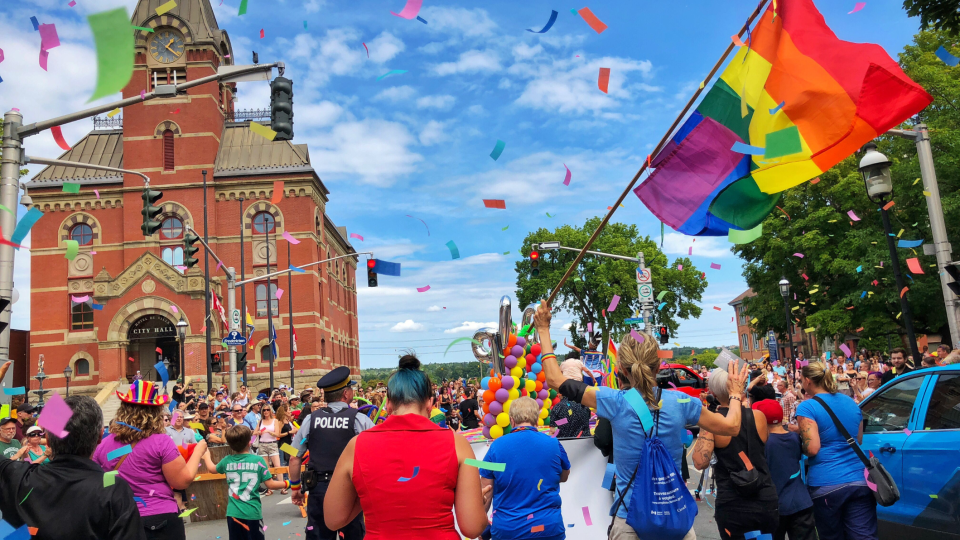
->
<box><xmin>546</xmin><ymin>0</ymin><xmax>772</xmax><ymax>306</ymax></box>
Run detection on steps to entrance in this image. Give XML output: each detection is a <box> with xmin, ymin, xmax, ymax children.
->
<box><xmin>95</xmin><ymin>380</ymin><xmax>122</xmax><ymax>427</ymax></box>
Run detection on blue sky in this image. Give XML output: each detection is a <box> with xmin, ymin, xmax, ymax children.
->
<box><xmin>0</xmin><ymin>0</ymin><xmax>924</xmax><ymax>368</ymax></box>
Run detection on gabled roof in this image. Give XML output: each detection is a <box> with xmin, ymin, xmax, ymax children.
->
<box><xmin>214</xmin><ymin>122</ymin><xmax>316</xmax><ymax>178</ymax></box>
<box><xmin>728</xmin><ymin>288</ymin><xmax>756</xmax><ymax>306</ymax></box>
<box><xmin>25</xmin><ymin>130</ymin><xmax>123</xmax><ymax>188</ymax></box>
<box><xmin>132</xmin><ymin>0</ymin><xmax>221</xmax><ymax>42</ymax></box>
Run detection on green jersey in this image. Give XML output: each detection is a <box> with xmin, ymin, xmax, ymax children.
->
<box><xmin>215</xmin><ymin>452</ymin><xmax>273</xmax><ymax>520</ymax></box>
<box><xmin>0</xmin><ymin>438</ymin><xmax>21</xmax><ymax>460</ymax></box>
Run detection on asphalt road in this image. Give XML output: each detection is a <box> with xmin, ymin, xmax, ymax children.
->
<box><xmin>185</xmin><ymin>454</ymin><xmax>725</xmax><ymax>540</ymax></box>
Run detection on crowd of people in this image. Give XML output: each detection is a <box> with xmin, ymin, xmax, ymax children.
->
<box><xmin>1</xmin><ymin>320</ymin><xmax>958</xmax><ymax>540</ymax></box>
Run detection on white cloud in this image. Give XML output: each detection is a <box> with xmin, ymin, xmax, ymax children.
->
<box><xmin>373</xmin><ymin>85</ymin><xmax>417</xmax><ymax>103</ymax></box>
<box><xmin>303</xmin><ymin>119</ymin><xmax>423</xmax><ymax>186</ymax></box>
<box><xmin>367</xmin><ymin>32</ymin><xmax>405</xmax><ymax>64</ymax></box>
<box><xmin>659</xmin><ymin>233</ymin><xmax>734</xmax><ymax>259</ymax></box>
<box><xmin>512</xmin><ymin>43</ymin><xmax>543</xmax><ymax>60</ymax></box>
<box><xmin>419</xmin><ymin>7</ymin><xmax>498</xmax><ymax>38</ymax></box>
<box><xmin>427</xmin><ymin>305</ymin><xmax>442</xmax><ymax>312</ymax></box>
<box><xmin>419</xmin><ymin>120</ymin><xmax>447</xmax><ymax>146</ymax></box>
<box><xmin>303</xmin><ymin>0</ymin><xmax>326</xmax><ymax>13</ymax></box>
<box><xmin>415</xmin><ymin>95</ymin><xmax>456</xmax><ymax>110</ymax></box>
<box><xmin>295</xmin><ymin>101</ymin><xmax>344</xmax><ymax>128</ymax></box>
<box><xmin>444</xmin><ymin>321</ymin><xmax>497</xmax><ymax>334</ymax></box>
<box><xmin>514</xmin><ymin>56</ymin><xmax>655</xmax><ymax>115</ymax></box>
<box><xmin>432</xmin><ymin>50</ymin><xmax>501</xmax><ymax>76</ymax></box>
<box><xmin>391</xmin><ymin>319</ymin><xmax>426</xmax><ymax>332</ymax></box>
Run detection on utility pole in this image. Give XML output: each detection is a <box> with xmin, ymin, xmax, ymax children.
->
<box><xmin>888</xmin><ymin>126</ymin><xmax>959</xmax><ymax>347</ymax></box>
<box><xmin>265</xmin><ymin>224</ymin><xmax>274</xmax><ymax>390</ymax></box>
<box><xmin>203</xmin><ymin>170</ymin><xmax>213</xmax><ymax>393</ymax></box>
<box><xmin>288</xmin><ymin>241</ymin><xmax>295</xmax><ymax>388</ymax></box>
<box><xmin>239</xmin><ymin>197</ymin><xmax>247</xmax><ymax>384</ymax></box>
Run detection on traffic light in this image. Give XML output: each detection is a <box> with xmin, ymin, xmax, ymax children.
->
<box><xmin>0</xmin><ymin>297</ymin><xmax>9</xmax><ymax>334</ymax></box>
<box><xmin>658</xmin><ymin>325</ymin><xmax>669</xmax><ymax>345</ymax></box>
<box><xmin>946</xmin><ymin>264</ymin><xmax>960</xmax><ymax>296</ymax></box>
<box><xmin>367</xmin><ymin>259</ymin><xmax>378</xmax><ymax>287</ymax></box>
<box><xmin>530</xmin><ymin>250</ymin><xmax>540</xmax><ymax>277</ymax></box>
<box><xmin>210</xmin><ymin>352</ymin><xmax>222</xmax><ymax>373</ymax></box>
<box><xmin>270</xmin><ymin>76</ymin><xmax>294</xmax><ymax>141</ymax></box>
<box><xmin>237</xmin><ymin>352</ymin><xmax>248</xmax><ymax>372</ymax></box>
<box><xmin>140</xmin><ymin>187</ymin><xmax>163</xmax><ymax>237</ymax></box>
<box><xmin>183</xmin><ymin>232</ymin><xmax>201</xmax><ymax>269</ymax></box>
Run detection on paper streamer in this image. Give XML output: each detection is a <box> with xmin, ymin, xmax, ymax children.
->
<box><xmin>465</xmin><ymin>458</ymin><xmax>505</xmax><ymax>472</ymax></box>
<box><xmin>444</xmin><ymin>337</ymin><xmax>481</xmax><ymax>357</ymax></box>
<box><xmin>107</xmin><ymin>444</ymin><xmax>133</xmax><ymax>461</ymax></box>
<box><xmin>898</xmin><ymin>238</ymin><xmax>923</xmax><ymax>249</ymax></box>
<box><xmin>398</xmin><ymin>466</ymin><xmax>420</xmax><ymax>482</ymax></box>
<box><xmin>362</xmin><ymin>42</ymin><xmax>369</xmax><ymax>58</ymax></box>
<box><xmin>71</xmin><ymin>295</ymin><xmax>90</xmax><ymax>303</ymax></box>
<box><xmin>282</xmin><ymin>231</ymin><xmax>300</xmax><ymax>244</ymax></box>
<box><xmin>87</xmin><ymin>8</ymin><xmax>134</xmax><ymax>102</ymax></box>
<box><xmin>847</xmin><ymin>210</ymin><xmax>861</xmax><ymax>221</ymax></box>
<box><xmin>417</xmin><ymin>285</ymin><xmax>431</xmax><ymax>293</ymax></box>
<box><xmin>155</xmin><ymin>0</ymin><xmax>177</xmax><ymax>15</ymax></box>
<box><xmin>554</xmin><ymin>418</ymin><xmax>568</xmax><ymax>426</ymax></box>
<box><xmin>445</xmin><ymin>240</ymin><xmax>460</xmax><ymax>259</ymax></box>
<box><xmin>404</xmin><ymin>215</ymin><xmax>430</xmax><ymax>236</ymax></box>
<box><xmin>103</xmin><ymin>470</ymin><xmax>119</xmax><ymax>486</ymax></box>
<box><xmin>936</xmin><ymin>46</ymin><xmax>960</xmax><ymax>67</ymax></box>
<box><xmin>840</xmin><ymin>343</ymin><xmax>852</xmax><ymax>358</ymax></box>
<box><xmin>270</xmin><ymin>180</ymin><xmax>284</xmax><ymax>204</ymax></box>
<box><xmin>490</xmin><ymin>139</ymin><xmax>506</xmax><ymax>161</ymax></box>
<box><xmin>289</xmin><ymin>266</ymin><xmax>305</xmax><ymax>273</ymax></box>
<box><xmin>249</xmin><ymin>121</ymin><xmax>277</xmax><ymax>141</ymax></box>
<box><xmin>416</xmin><ymin>16</ymin><xmax>427</xmax><ymax>23</ymax></box>
<box><xmin>349</xmin><ymin>233</ymin><xmax>364</xmax><ymax>241</ymax></box>
<box><xmin>276</xmin><ymin>288</ymin><xmax>284</xmax><ymax>299</ymax></box>
<box><xmin>906</xmin><ymin>258</ymin><xmax>924</xmax><ymax>274</ymax></box>
<box><xmin>376</xmin><ymin>70</ymin><xmax>408</xmax><ymax>81</ymax></box>
<box><xmin>710</xmin><ymin>263</ymin><xmax>721</xmax><ymax>270</ymax></box>
<box><xmin>178</xmin><ymin>508</ymin><xmax>198</xmax><ymax>518</ymax></box>
<box><xmin>607</xmin><ymin>295</ymin><xmax>620</xmax><ymax>312</ymax></box>
<box><xmin>390</xmin><ymin>0</ymin><xmax>423</xmax><ymax>19</ymax></box>
<box><xmin>769</xmin><ymin>101</ymin><xmax>785</xmax><ymax>114</ymax></box>
<box><xmin>728</xmin><ymin>223</ymin><xmax>762</xmax><ymax>244</ymax></box>
<box><xmin>563</xmin><ymin>164</ymin><xmax>572</xmax><ymax>186</ymax></box>
<box><xmin>3</xmin><ymin>387</ymin><xmax>25</xmax><ymax>395</ymax></box>
<box><xmin>793</xmin><ymin>253</ymin><xmax>804</xmax><ymax>258</ymax></box>
<box><xmin>51</xmin><ymin>126</ymin><xmax>71</xmax><ymax>150</ymax></box>
<box><xmin>483</xmin><ymin>199</ymin><xmax>506</xmax><ymax>209</ymax></box>
<box><xmin>577</xmin><ymin>7</ymin><xmax>607</xmax><ymax>33</ymax></box>
<box><xmin>64</xmin><ymin>240</ymin><xmax>80</xmax><ymax>260</ymax></box>
<box><xmin>527</xmin><ymin>10</ymin><xmax>558</xmax><ymax>33</ymax></box>
<box><xmin>731</xmin><ymin>141</ymin><xmax>765</xmax><ymax>155</ymax></box>
<box><xmin>848</xmin><ymin>2</ymin><xmax>866</xmax><ymax>14</ymax></box>
<box><xmin>36</xmin><ymin>392</ymin><xmax>72</xmax><ymax>437</ymax></box>
<box><xmin>598</xmin><ymin>67</ymin><xmax>610</xmax><ymax>94</ymax></box>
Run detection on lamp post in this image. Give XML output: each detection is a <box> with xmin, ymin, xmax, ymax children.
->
<box><xmin>63</xmin><ymin>366</ymin><xmax>72</xmax><ymax>397</ymax></box>
<box><xmin>176</xmin><ymin>314</ymin><xmax>188</xmax><ymax>384</ymax></box>
<box><xmin>859</xmin><ymin>143</ymin><xmax>923</xmax><ymax>364</ymax></box>
<box><xmin>778</xmin><ymin>277</ymin><xmax>793</xmax><ymax>381</ymax></box>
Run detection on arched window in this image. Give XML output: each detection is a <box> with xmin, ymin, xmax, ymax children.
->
<box><xmin>161</xmin><ymin>216</ymin><xmax>183</xmax><ymax>239</ymax></box>
<box><xmin>162</xmin><ymin>130</ymin><xmax>175</xmax><ymax>171</ymax></box>
<box><xmin>253</xmin><ymin>212</ymin><xmax>275</xmax><ymax>234</ymax></box>
<box><xmin>321</xmin><ymin>338</ymin><xmax>326</xmax><ymax>360</ymax></box>
<box><xmin>260</xmin><ymin>344</ymin><xmax>273</xmax><ymax>362</ymax></box>
<box><xmin>69</xmin><ymin>223</ymin><xmax>93</xmax><ymax>246</ymax></box>
<box><xmin>162</xmin><ymin>247</ymin><xmax>184</xmax><ymax>266</ymax></box>
<box><xmin>75</xmin><ymin>358</ymin><xmax>90</xmax><ymax>376</ymax></box>
<box><xmin>71</xmin><ymin>301</ymin><xmax>94</xmax><ymax>330</ymax></box>
<box><xmin>256</xmin><ymin>281</ymin><xmax>279</xmax><ymax>317</ymax></box>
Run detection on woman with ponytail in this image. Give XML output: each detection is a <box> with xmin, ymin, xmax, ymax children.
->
<box><xmin>324</xmin><ymin>354</ymin><xmax>489</xmax><ymax>539</ymax></box>
<box><xmin>533</xmin><ymin>301</ymin><xmax>750</xmax><ymax>540</ymax></box>
<box><xmin>796</xmin><ymin>361</ymin><xmax>877</xmax><ymax>540</ymax></box>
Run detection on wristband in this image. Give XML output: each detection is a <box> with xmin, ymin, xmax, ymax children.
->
<box><xmin>289</xmin><ymin>478</ymin><xmax>301</xmax><ymax>489</ymax></box>
<box><xmin>541</xmin><ymin>353</ymin><xmax>557</xmax><ymax>362</ymax></box>
<box><xmin>283</xmin><ymin>480</ymin><xmax>291</xmax><ymax>490</ymax></box>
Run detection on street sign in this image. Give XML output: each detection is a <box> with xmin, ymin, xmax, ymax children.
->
<box><xmin>231</xmin><ymin>309</ymin><xmax>241</xmax><ymax>326</ymax></box>
<box><xmin>624</xmin><ymin>318</ymin><xmax>643</xmax><ymax>325</ymax></box>
<box><xmin>638</xmin><ymin>284</ymin><xmax>653</xmax><ymax>300</ymax></box>
<box><xmin>222</xmin><ymin>331</ymin><xmax>247</xmax><ymax>346</ymax></box>
<box><xmin>637</xmin><ymin>268</ymin><xmax>651</xmax><ymax>283</ymax></box>
<box><xmin>767</xmin><ymin>330</ymin><xmax>779</xmax><ymax>361</ymax></box>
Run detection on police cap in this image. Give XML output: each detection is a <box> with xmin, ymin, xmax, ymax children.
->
<box><xmin>317</xmin><ymin>366</ymin><xmax>358</xmax><ymax>392</ymax></box>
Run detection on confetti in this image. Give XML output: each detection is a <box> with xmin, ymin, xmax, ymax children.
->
<box><xmin>898</xmin><ymin>238</ymin><xmax>923</xmax><ymax>249</ymax></box>
<box><xmin>51</xmin><ymin>126</ymin><xmax>71</xmax><ymax>151</ymax></box>
<box><xmin>607</xmin><ymin>295</ymin><xmax>620</xmax><ymax>312</ymax></box>
<box><xmin>107</xmin><ymin>445</ymin><xmax>133</xmax><ymax>461</ymax></box>
<box><xmin>155</xmin><ymin>0</ymin><xmax>177</xmax><ymax>15</ymax></box>
<box><xmin>417</xmin><ymin>16</ymin><xmax>427</xmax><ymax>24</ymax></box>
<box><xmin>103</xmin><ymin>471</ymin><xmax>119</xmax><ymax>486</ymax></box>
<box><xmin>710</xmin><ymin>263</ymin><xmax>721</xmax><ymax>270</ymax></box>
<box><xmin>577</xmin><ymin>7</ymin><xmax>607</xmax><ymax>33</ymax></box>
<box><xmin>728</xmin><ymin>223</ymin><xmax>763</xmax><ymax>244</ymax></box>
<box><xmin>582</xmin><ymin>506</ymin><xmax>593</xmax><ymax>525</ymax></box>
<box><xmin>398</xmin><ymin>466</ymin><xmax>420</xmax><ymax>482</ymax></box>
<box><xmin>270</xmin><ymin>180</ymin><xmax>284</xmax><ymax>204</ymax></box>
<box><xmin>731</xmin><ymin>141</ymin><xmax>765</xmax><ymax>155</ymax></box>
<box><xmin>490</xmin><ymin>139</ymin><xmax>506</xmax><ymax>161</ymax></box>
<box><xmin>390</xmin><ymin>0</ymin><xmax>423</xmax><ymax>19</ymax></box>
<box><xmin>62</xmin><ymin>182</ymin><xmax>81</xmax><ymax>194</ymax></box>
<box><xmin>446</xmin><ymin>240</ymin><xmax>460</xmax><ymax>260</ymax></box>
<box><xmin>848</xmin><ymin>2</ymin><xmax>866</xmax><ymax>14</ymax></box>
<box><xmin>416</xmin><ymin>285</ymin><xmax>431</xmax><ymax>293</ymax></box>
<box><xmin>598</xmin><ymin>67</ymin><xmax>610</xmax><ymax>94</ymax></box>
<box><xmin>178</xmin><ymin>508</ymin><xmax>198</xmax><ymax>518</ymax></box>
<box><xmin>376</xmin><ymin>70</ymin><xmax>408</xmax><ymax>81</ymax></box>
<box><xmin>64</xmin><ymin>240</ymin><xmax>80</xmax><ymax>260</ymax></box>
<box><xmin>793</xmin><ymin>253</ymin><xmax>804</xmax><ymax>258</ymax></box>
<box><xmin>465</xmin><ymin>458</ymin><xmax>505</xmax><ymax>472</ymax></box>
<box><xmin>531</xmin><ymin>525</ymin><xmax>545</xmax><ymax>533</ymax></box>
<box><xmin>249</xmin><ymin>122</ymin><xmax>277</xmax><ymax>141</ymax></box>
<box><xmin>349</xmin><ymin>233</ymin><xmax>364</xmax><ymax>241</ymax></box>
<box><xmin>629</xmin><ymin>330</ymin><xmax>645</xmax><ymax>344</ymax></box>
<box><xmin>238</xmin><ymin>0</ymin><xmax>247</xmax><ymax>15</ymax></box>
<box><xmin>483</xmin><ymin>199</ymin><xmax>506</xmax><ymax>209</ymax></box>
<box><xmin>906</xmin><ymin>258</ymin><xmax>924</xmax><ymax>274</ymax></box>
<box><xmin>107</xmin><ymin>108</ymin><xmax>121</xmax><ymax>117</ymax></box>
<box><xmin>282</xmin><ymin>231</ymin><xmax>300</xmax><ymax>244</ymax></box>
<box><xmin>527</xmin><ymin>10</ymin><xmax>558</xmax><ymax>33</ymax></box>
<box><xmin>555</xmin><ymin>418</ymin><xmax>568</xmax><ymax>426</ymax></box>
<box><xmin>936</xmin><ymin>46</ymin><xmax>960</xmax><ymax>67</ymax></box>
<box><xmin>362</xmin><ymin>42</ymin><xmax>369</xmax><ymax>58</ymax></box>
<box><xmin>882</xmin><ymin>200</ymin><xmax>895</xmax><ymax>211</ymax></box>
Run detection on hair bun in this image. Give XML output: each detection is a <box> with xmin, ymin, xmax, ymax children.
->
<box><xmin>398</xmin><ymin>355</ymin><xmax>421</xmax><ymax>371</ymax></box>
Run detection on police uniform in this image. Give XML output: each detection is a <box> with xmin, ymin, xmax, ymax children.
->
<box><xmin>293</xmin><ymin>367</ymin><xmax>373</xmax><ymax>540</ymax></box>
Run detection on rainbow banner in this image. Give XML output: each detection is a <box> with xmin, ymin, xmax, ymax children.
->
<box><xmin>635</xmin><ymin>0</ymin><xmax>931</xmax><ymax>236</ymax></box>
<box><xmin>605</xmin><ymin>338</ymin><xmax>619</xmax><ymax>389</ymax></box>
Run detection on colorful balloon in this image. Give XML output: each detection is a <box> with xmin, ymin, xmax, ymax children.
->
<box><xmin>496</xmin><ymin>412</ymin><xmax>510</xmax><ymax>427</ymax></box>
<box><xmin>531</xmin><ymin>343</ymin><xmax>541</xmax><ymax>356</ymax></box>
<box><xmin>505</xmin><ymin>355</ymin><xmax>518</xmax><ymax>369</ymax></box>
<box><xmin>480</xmin><ymin>377</ymin><xmax>491</xmax><ymax>390</ymax></box>
<box><xmin>489</xmin><ymin>425</ymin><xmax>503</xmax><ymax>439</ymax></box>
<box><xmin>495</xmin><ymin>388</ymin><xmax>509</xmax><ymax>403</ymax></box>
<box><xmin>489</xmin><ymin>400</ymin><xmax>503</xmax><ymax>416</ymax></box>
<box><xmin>501</xmin><ymin>376</ymin><xmax>515</xmax><ymax>390</ymax></box>
<box><xmin>511</xmin><ymin>345</ymin><xmax>524</xmax><ymax>358</ymax></box>
<box><xmin>483</xmin><ymin>413</ymin><xmax>496</xmax><ymax>427</ymax></box>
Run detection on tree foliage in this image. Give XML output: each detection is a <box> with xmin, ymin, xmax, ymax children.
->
<box><xmin>514</xmin><ymin>218</ymin><xmax>707</xmax><ymax>353</ymax></box>
<box><xmin>733</xmin><ymin>30</ymin><xmax>960</xmax><ymax>348</ymax></box>
<box><xmin>360</xmin><ymin>361</ymin><xmax>487</xmax><ymax>388</ymax></box>
<box><xmin>904</xmin><ymin>0</ymin><xmax>960</xmax><ymax>35</ymax></box>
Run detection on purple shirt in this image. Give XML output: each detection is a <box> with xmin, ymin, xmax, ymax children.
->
<box><xmin>93</xmin><ymin>433</ymin><xmax>181</xmax><ymax>517</ymax></box>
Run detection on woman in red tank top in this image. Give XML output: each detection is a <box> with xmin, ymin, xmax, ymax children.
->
<box><xmin>324</xmin><ymin>355</ymin><xmax>489</xmax><ymax>540</ymax></box>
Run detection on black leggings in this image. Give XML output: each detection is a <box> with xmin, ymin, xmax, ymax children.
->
<box><xmin>715</xmin><ymin>504</ymin><xmax>780</xmax><ymax>540</ymax></box>
<box><xmin>142</xmin><ymin>512</ymin><xmax>186</xmax><ymax>540</ymax></box>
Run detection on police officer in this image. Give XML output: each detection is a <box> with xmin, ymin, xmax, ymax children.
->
<box><xmin>289</xmin><ymin>367</ymin><xmax>373</xmax><ymax>540</ymax></box>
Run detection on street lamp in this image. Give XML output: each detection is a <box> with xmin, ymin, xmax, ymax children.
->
<box><xmin>779</xmin><ymin>277</ymin><xmax>793</xmax><ymax>381</ymax></box>
<box><xmin>63</xmin><ymin>365</ymin><xmax>72</xmax><ymax>397</ymax></box>
<box><xmin>859</xmin><ymin>143</ymin><xmax>922</xmax><ymax>364</ymax></box>
<box><xmin>176</xmin><ymin>314</ymin><xmax>188</xmax><ymax>385</ymax></box>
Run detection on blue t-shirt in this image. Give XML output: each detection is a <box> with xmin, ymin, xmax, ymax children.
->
<box><xmin>795</xmin><ymin>393</ymin><xmax>863</xmax><ymax>487</ymax></box>
<box><xmin>595</xmin><ymin>387</ymin><xmax>701</xmax><ymax>519</ymax></box>
<box><xmin>480</xmin><ymin>428</ymin><xmax>571</xmax><ymax>540</ymax></box>
<box><xmin>764</xmin><ymin>432</ymin><xmax>813</xmax><ymax>515</ymax></box>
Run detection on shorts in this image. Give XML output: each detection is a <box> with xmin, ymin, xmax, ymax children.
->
<box><xmin>257</xmin><ymin>441</ymin><xmax>279</xmax><ymax>457</ymax></box>
<box><xmin>608</xmin><ymin>517</ymin><xmax>696</xmax><ymax>540</ymax></box>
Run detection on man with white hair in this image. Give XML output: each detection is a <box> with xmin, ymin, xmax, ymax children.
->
<box><xmin>777</xmin><ymin>379</ymin><xmax>799</xmax><ymax>431</ymax></box>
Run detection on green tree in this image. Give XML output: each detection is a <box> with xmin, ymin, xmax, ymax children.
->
<box><xmin>514</xmin><ymin>218</ymin><xmax>706</xmax><ymax>353</ymax></box>
<box><xmin>904</xmin><ymin>0</ymin><xmax>960</xmax><ymax>35</ymax></box>
<box><xmin>733</xmin><ymin>30</ymin><xmax>960</xmax><ymax>349</ymax></box>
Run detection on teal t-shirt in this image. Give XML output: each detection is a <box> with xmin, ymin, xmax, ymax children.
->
<box><xmin>0</xmin><ymin>438</ymin><xmax>21</xmax><ymax>460</ymax></box>
<box><xmin>216</xmin><ymin>452</ymin><xmax>273</xmax><ymax>520</ymax></box>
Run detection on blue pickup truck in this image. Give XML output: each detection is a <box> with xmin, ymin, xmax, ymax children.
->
<box><xmin>858</xmin><ymin>365</ymin><xmax>960</xmax><ymax>540</ymax></box>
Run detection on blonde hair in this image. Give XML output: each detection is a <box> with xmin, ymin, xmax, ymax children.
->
<box><xmin>802</xmin><ymin>361</ymin><xmax>838</xmax><ymax>393</ymax></box>
<box><xmin>618</xmin><ymin>331</ymin><xmax>662</xmax><ymax>409</ymax></box>
<box><xmin>110</xmin><ymin>402</ymin><xmax>166</xmax><ymax>444</ymax></box>
<box><xmin>508</xmin><ymin>397</ymin><xmax>540</xmax><ymax>426</ymax></box>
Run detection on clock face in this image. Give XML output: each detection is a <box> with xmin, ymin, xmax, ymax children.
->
<box><xmin>150</xmin><ymin>30</ymin><xmax>185</xmax><ymax>63</ymax></box>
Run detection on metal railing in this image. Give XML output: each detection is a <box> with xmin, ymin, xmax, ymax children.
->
<box><xmin>226</xmin><ymin>108</ymin><xmax>270</xmax><ymax>122</ymax></box>
<box><xmin>93</xmin><ymin>116</ymin><xmax>123</xmax><ymax>130</ymax></box>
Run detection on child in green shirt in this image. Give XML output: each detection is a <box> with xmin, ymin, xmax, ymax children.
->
<box><xmin>202</xmin><ymin>424</ymin><xmax>290</xmax><ymax>540</ymax></box>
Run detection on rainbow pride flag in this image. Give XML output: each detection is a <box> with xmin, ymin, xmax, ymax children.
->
<box><xmin>605</xmin><ymin>338</ymin><xmax>619</xmax><ymax>389</ymax></box>
<box><xmin>635</xmin><ymin>0</ymin><xmax>932</xmax><ymax>237</ymax></box>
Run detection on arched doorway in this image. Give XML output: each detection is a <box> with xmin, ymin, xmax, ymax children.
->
<box><xmin>127</xmin><ymin>314</ymin><xmax>181</xmax><ymax>383</ymax></box>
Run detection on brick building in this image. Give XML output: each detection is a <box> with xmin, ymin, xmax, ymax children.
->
<box><xmin>22</xmin><ymin>0</ymin><xmax>358</xmax><ymax>396</ymax></box>
<box><xmin>729</xmin><ymin>288</ymin><xmax>819</xmax><ymax>362</ymax></box>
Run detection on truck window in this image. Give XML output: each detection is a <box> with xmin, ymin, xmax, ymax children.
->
<box><xmin>861</xmin><ymin>376</ymin><xmax>923</xmax><ymax>433</ymax></box>
<box><xmin>923</xmin><ymin>374</ymin><xmax>960</xmax><ymax>431</ymax></box>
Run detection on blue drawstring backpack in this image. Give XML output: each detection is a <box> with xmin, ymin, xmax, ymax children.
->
<box><xmin>612</xmin><ymin>388</ymin><xmax>697</xmax><ymax>540</ymax></box>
